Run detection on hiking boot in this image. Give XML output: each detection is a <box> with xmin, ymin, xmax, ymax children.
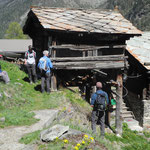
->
<box><xmin>100</xmin><ymin>135</ymin><xmax>105</xmax><ymax>139</ymax></box>
<box><xmin>41</xmin><ymin>90</ymin><xmax>45</xmax><ymax>93</ymax></box>
<box><xmin>92</xmin><ymin>131</ymin><xmax>98</xmax><ymax>137</ymax></box>
<box><xmin>33</xmin><ymin>77</ymin><xmax>37</xmax><ymax>83</ymax></box>
<box><xmin>47</xmin><ymin>90</ymin><xmax>50</xmax><ymax>94</ymax></box>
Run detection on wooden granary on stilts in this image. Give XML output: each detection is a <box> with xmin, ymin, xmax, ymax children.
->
<box><xmin>23</xmin><ymin>6</ymin><xmax>142</xmax><ymax>134</ymax></box>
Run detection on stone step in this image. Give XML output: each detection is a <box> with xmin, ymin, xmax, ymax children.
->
<box><xmin>121</xmin><ymin>103</ymin><xmax>126</xmax><ymax>107</ymax></box>
<box><xmin>121</xmin><ymin>111</ymin><xmax>132</xmax><ymax>114</ymax></box>
<box><xmin>122</xmin><ymin>106</ymin><xmax>129</xmax><ymax>111</ymax></box>
<box><xmin>124</xmin><ymin>118</ymin><xmax>143</xmax><ymax>132</ymax></box>
<box><xmin>122</xmin><ymin>114</ymin><xmax>134</xmax><ymax>118</ymax></box>
<box><xmin>124</xmin><ymin>118</ymin><xmax>139</xmax><ymax>126</ymax></box>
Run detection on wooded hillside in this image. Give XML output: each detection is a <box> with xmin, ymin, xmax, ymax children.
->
<box><xmin>0</xmin><ymin>0</ymin><xmax>149</xmax><ymax>38</ymax></box>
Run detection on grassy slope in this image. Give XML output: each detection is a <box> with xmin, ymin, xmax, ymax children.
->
<box><xmin>0</xmin><ymin>61</ymin><xmax>116</xmax><ymax>150</ymax></box>
<box><xmin>1</xmin><ymin>61</ymin><xmax>150</xmax><ymax>150</ymax></box>
<box><xmin>0</xmin><ymin>60</ymin><xmax>91</xmax><ymax>127</ymax></box>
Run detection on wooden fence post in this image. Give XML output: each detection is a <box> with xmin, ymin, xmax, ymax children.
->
<box><xmin>115</xmin><ymin>73</ymin><xmax>123</xmax><ymax>136</ymax></box>
<box><xmin>51</xmin><ymin>40</ymin><xmax>57</xmax><ymax>91</ymax></box>
<box><xmin>51</xmin><ymin>72</ymin><xmax>57</xmax><ymax>91</ymax></box>
<box><xmin>85</xmin><ymin>84</ymin><xmax>91</xmax><ymax>103</ymax></box>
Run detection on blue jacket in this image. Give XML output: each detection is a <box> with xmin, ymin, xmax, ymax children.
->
<box><xmin>91</xmin><ymin>90</ymin><xmax>109</xmax><ymax>106</ymax></box>
<box><xmin>0</xmin><ymin>69</ymin><xmax>2</xmax><ymax>73</ymax></box>
<box><xmin>38</xmin><ymin>56</ymin><xmax>53</xmax><ymax>73</ymax></box>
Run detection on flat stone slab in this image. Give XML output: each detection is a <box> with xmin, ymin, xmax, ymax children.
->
<box><xmin>124</xmin><ymin>118</ymin><xmax>143</xmax><ymax>132</ymax></box>
<box><xmin>59</xmin><ymin>129</ymin><xmax>83</xmax><ymax>139</ymax></box>
<box><xmin>40</xmin><ymin>124</ymin><xmax>69</xmax><ymax>142</ymax></box>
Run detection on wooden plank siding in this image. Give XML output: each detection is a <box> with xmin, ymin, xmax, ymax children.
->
<box><xmin>51</xmin><ymin>55</ymin><xmax>127</xmax><ymax>62</ymax></box>
<box><xmin>52</xmin><ymin>61</ymin><xmax>125</xmax><ymax>70</ymax></box>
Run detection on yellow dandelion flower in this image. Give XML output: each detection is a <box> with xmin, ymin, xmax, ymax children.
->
<box><xmin>63</xmin><ymin>139</ymin><xmax>68</xmax><ymax>144</ymax></box>
<box><xmin>90</xmin><ymin>137</ymin><xmax>94</xmax><ymax>140</ymax></box>
<box><xmin>74</xmin><ymin>146</ymin><xmax>79</xmax><ymax>150</ymax></box>
<box><xmin>84</xmin><ymin>134</ymin><xmax>88</xmax><ymax>138</ymax></box>
<box><xmin>76</xmin><ymin>143</ymin><xmax>81</xmax><ymax>147</ymax></box>
<box><xmin>81</xmin><ymin>140</ymin><xmax>85</xmax><ymax>145</ymax></box>
<box><xmin>55</xmin><ymin>137</ymin><xmax>58</xmax><ymax>139</ymax></box>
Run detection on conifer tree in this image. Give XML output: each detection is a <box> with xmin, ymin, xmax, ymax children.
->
<box><xmin>4</xmin><ymin>22</ymin><xmax>28</xmax><ymax>39</ymax></box>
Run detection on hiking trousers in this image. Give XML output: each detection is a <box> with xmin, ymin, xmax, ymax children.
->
<box><xmin>41</xmin><ymin>72</ymin><xmax>51</xmax><ymax>93</ymax></box>
<box><xmin>91</xmin><ymin>110</ymin><xmax>105</xmax><ymax>137</ymax></box>
<box><xmin>26</xmin><ymin>64</ymin><xmax>37</xmax><ymax>82</ymax></box>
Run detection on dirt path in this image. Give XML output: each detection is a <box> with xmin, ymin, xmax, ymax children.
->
<box><xmin>0</xmin><ymin>109</ymin><xmax>58</xmax><ymax>150</ymax></box>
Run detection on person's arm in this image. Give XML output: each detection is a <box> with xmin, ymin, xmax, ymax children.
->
<box><xmin>34</xmin><ymin>51</ymin><xmax>36</xmax><ymax>58</ymax></box>
<box><xmin>91</xmin><ymin>93</ymin><xmax>96</xmax><ymax>107</ymax></box>
<box><xmin>25</xmin><ymin>51</ymin><xmax>28</xmax><ymax>59</ymax></box>
<box><xmin>48</xmin><ymin>58</ymin><xmax>53</xmax><ymax>68</ymax></box>
<box><xmin>37</xmin><ymin>62</ymin><xmax>39</xmax><ymax>68</ymax></box>
<box><xmin>37</xmin><ymin>58</ymin><xmax>40</xmax><ymax>68</ymax></box>
<box><xmin>24</xmin><ymin>52</ymin><xmax>28</xmax><ymax>64</ymax></box>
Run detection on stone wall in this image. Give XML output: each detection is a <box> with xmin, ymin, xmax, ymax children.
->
<box><xmin>143</xmin><ymin>100</ymin><xmax>150</xmax><ymax>128</ymax></box>
<box><xmin>124</xmin><ymin>91</ymin><xmax>144</xmax><ymax>126</ymax></box>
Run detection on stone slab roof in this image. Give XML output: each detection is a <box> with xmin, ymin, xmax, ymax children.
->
<box><xmin>126</xmin><ymin>32</ymin><xmax>150</xmax><ymax>70</ymax></box>
<box><xmin>31</xmin><ymin>6</ymin><xmax>142</xmax><ymax>35</ymax></box>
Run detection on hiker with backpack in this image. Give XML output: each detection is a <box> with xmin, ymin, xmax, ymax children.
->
<box><xmin>38</xmin><ymin>50</ymin><xmax>53</xmax><ymax>93</ymax></box>
<box><xmin>91</xmin><ymin>82</ymin><xmax>109</xmax><ymax>138</ymax></box>
<box><xmin>25</xmin><ymin>45</ymin><xmax>37</xmax><ymax>84</ymax></box>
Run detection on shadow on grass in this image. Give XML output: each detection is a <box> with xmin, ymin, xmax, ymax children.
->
<box><xmin>34</xmin><ymin>84</ymin><xmax>41</xmax><ymax>92</ymax></box>
<box><xmin>23</xmin><ymin>77</ymin><xmax>30</xmax><ymax>83</ymax></box>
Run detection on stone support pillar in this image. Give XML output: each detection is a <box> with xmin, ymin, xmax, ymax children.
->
<box><xmin>143</xmin><ymin>100</ymin><xmax>150</xmax><ymax>128</ymax></box>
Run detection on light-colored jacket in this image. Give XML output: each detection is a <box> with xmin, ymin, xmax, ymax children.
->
<box><xmin>38</xmin><ymin>56</ymin><xmax>53</xmax><ymax>73</ymax></box>
<box><xmin>25</xmin><ymin>50</ymin><xmax>36</xmax><ymax>65</ymax></box>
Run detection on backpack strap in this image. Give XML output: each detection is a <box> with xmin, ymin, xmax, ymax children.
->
<box><xmin>32</xmin><ymin>50</ymin><xmax>36</xmax><ymax>58</ymax></box>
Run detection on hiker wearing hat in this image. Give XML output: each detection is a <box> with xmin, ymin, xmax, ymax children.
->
<box><xmin>38</xmin><ymin>50</ymin><xmax>53</xmax><ymax>93</ymax></box>
<box><xmin>91</xmin><ymin>82</ymin><xmax>109</xmax><ymax>138</ymax></box>
<box><xmin>25</xmin><ymin>45</ymin><xmax>37</xmax><ymax>84</ymax></box>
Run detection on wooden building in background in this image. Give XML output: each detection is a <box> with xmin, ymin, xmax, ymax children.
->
<box><xmin>126</xmin><ymin>32</ymin><xmax>150</xmax><ymax>127</ymax></box>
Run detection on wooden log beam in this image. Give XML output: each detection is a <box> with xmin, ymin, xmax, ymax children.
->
<box><xmin>51</xmin><ymin>40</ymin><xmax>57</xmax><ymax>58</ymax></box>
<box><xmin>92</xmin><ymin>69</ymin><xmax>107</xmax><ymax>77</ymax></box>
<box><xmin>51</xmin><ymin>55</ymin><xmax>127</xmax><ymax>62</ymax></box>
<box><xmin>50</xmin><ymin>44</ymin><xmax>126</xmax><ymax>51</ymax></box>
<box><xmin>53</xmin><ymin>61</ymin><xmax>125</xmax><ymax>69</ymax></box>
<box><xmin>52</xmin><ymin>60</ymin><xmax>124</xmax><ymax>66</ymax></box>
<box><xmin>115</xmin><ymin>74</ymin><xmax>123</xmax><ymax>136</ymax></box>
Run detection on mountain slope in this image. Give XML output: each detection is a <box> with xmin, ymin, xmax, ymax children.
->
<box><xmin>107</xmin><ymin>0</ymin><xmax>150</xmax><ymax>31</ymax></box>
<box><xmin>0</xmin><ymin>0</ymin><xmax>150</xmax><ymax>38</ymax></box>
<box><xmin>0</xmin><ymin>0</ymin><xmax>31</xmax><ymax>38</ymax></box>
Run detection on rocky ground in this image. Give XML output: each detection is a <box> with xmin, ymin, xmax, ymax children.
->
<box><xmin>0</xmin><ymin>103</ymin><xmax>143</xmax><ymax>150</ymax></box>
<box><xmin>0</xmin><ymin>109</ymin><xmax>58</xmax><ymax>150</ymax></box>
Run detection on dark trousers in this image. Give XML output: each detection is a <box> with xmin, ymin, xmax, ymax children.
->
<box><xmin>41</xmin><ymin>72</ymin><xmax>51</xmax><ymax>92</ymax></box>
<box><xmin>91</xmin><ymin>110</ymin><xmax>105</xmax><ymax>136</ymax></box>
<box><xmin>26</xmin><ymin>64</ymin><xmax>37</xmax><ymax>82</ymax></box>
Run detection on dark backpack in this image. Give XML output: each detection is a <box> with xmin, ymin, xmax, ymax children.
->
<box><xmin>94</xmin><ymin>93</ymin><xmax>106</xmax><ymax>112</ymax></box>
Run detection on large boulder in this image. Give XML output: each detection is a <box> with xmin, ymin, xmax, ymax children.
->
<box><xmin>59</xmin><ymin>129</ymin><xmax>82</xmax><ymax>139</ymax></box>
<box><xmin>40</xmin><ymin>124</ymin><xmax>69</xmax><ymax>142</ymax></box>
